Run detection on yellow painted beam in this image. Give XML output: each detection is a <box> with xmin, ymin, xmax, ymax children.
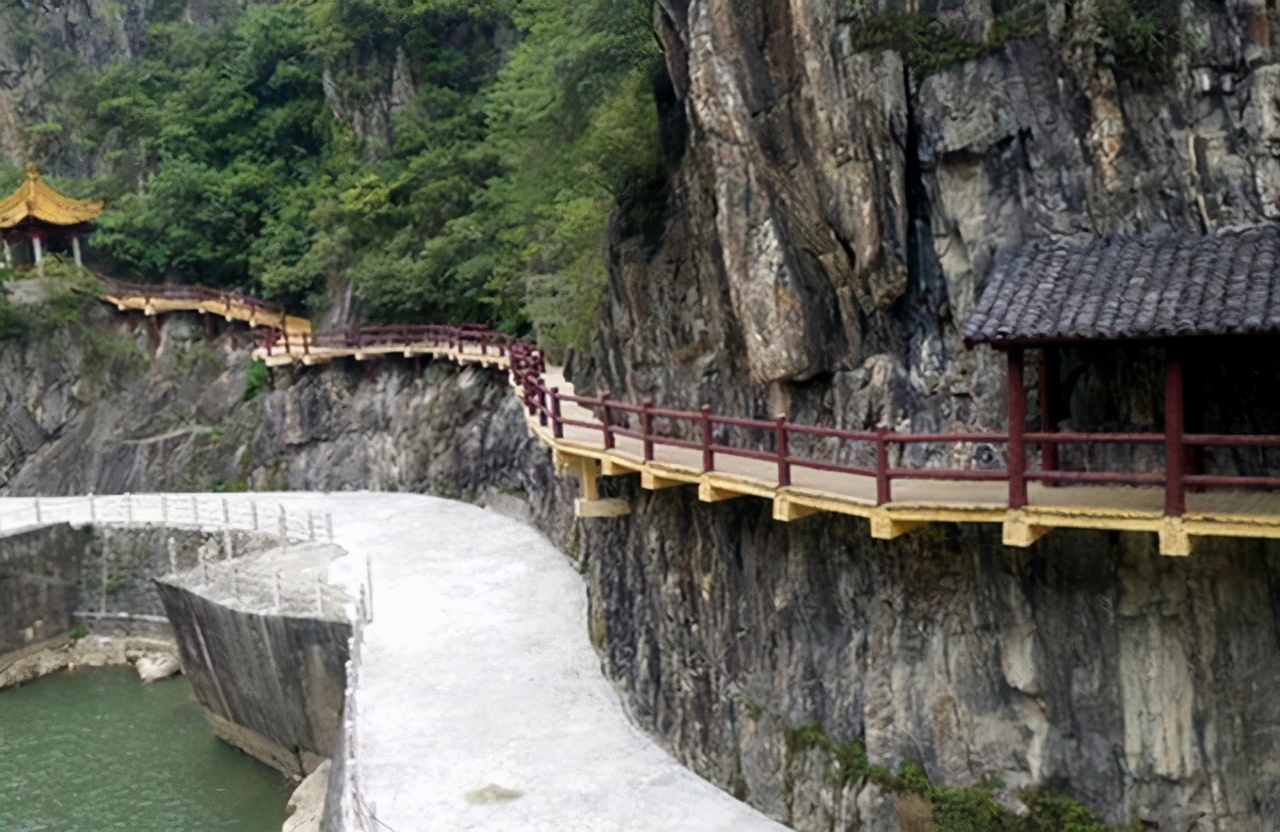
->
<box><xmin>1159</xmin><ymin>517</ymin><xmax>1196</xmax><ymax>557</ymax></box>
<box><xmin>641</xmin><ymin>470</ymin><xmax>693</xmax><ymax>491</ymax></box>
<box><xmin>1002</xmin><ymin>514</ymin><xmax>1053</xmax><ymax>548</ymax></box>
<box><xmin>698</xmin><ymin>481</ymin><xmax>747</xmax><ymax>503</ymax></box>
<box><xmin>773</xmin><ymin>496</ymin><xmax>821</xmax><ymax>523</ymax></box>
<box><xmin>871</xmin><ymin>513</ymin><xmax>928</xmax><ymax>541</ymax></box>
<box><xmin>575</xmin><ymin>498</ymin><xmax>631</xmax><ymax>518</ymax></box>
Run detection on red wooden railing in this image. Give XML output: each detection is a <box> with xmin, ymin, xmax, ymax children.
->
<box><xmin>101</xmin><ymin>276</ymin><xmax>288</xmax><ymax>322</ymax></box>
<box><xmin>99</xmin><ymin>276</ymin><xmax>1280</xmax><ymax>521</ymax></box>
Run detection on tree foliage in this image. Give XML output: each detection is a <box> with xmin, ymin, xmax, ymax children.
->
<box><xmin>34</xmin><ymin>0</ymin><xmax>665</xmax><ymax>350</ymax></box>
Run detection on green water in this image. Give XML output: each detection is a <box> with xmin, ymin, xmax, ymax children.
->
<box><xmin>0</xmin><ymin>666</ymin><xmax>294</xmax><ymax>832</ymax></box>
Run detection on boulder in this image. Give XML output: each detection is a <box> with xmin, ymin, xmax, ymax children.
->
<box><xmin>135</xmin><ymin>654</ymin><xmax>181</xmax><ymax>683</ymax></box>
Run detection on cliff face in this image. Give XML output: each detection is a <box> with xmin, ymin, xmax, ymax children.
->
<box><xmin>6</xmin><ymin>310</ymin><xmax>1280</xmax><ymax>830</ymax></box>
<box><xmin>585</xmin><ymin>0</ymin><xmax>1280</xmax><ymax>436</ymax></box>
<box><xmin>5</xmin><ymin>1</ymin><xmax>1280</xmax><ymax>830</ymax></box>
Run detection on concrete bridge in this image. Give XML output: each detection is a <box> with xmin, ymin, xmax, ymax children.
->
<box><xmin>98</xmin><ymin>280</ymin><xmax>1280</xmax><ymax>557</ymax></box>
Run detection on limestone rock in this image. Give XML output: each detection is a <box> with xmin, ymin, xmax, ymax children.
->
<box><xmin>135</xmin><ymin>653</ymin><xmax>181</xmax><ymax>683</ymax></box>
<box><xmin>283</xmin><ymin>759</ymin><xmax>330</xmax><ymax>832</ymax></box>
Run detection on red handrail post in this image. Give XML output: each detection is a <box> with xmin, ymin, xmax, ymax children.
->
<box><xmin>700</xmin><ymin>405</ymin><xmax>714</xmax><ymax>472</ymax></box>
<box><xmin>776</xmin><ymin>416</ymin><xmax>791</xmax><ymax>487</ymax></box>
<box><xmin>601</xmin><ymin>393</ymin><xmax>615</xmax><ymax>450</ymax></box>
<box><xmin>1165</xmin><ymin>347</ymin><xmax>1186</xmax><ymax>516</ymax></box>
<box><xmin>641</xmin><ymin>399</ymin><xmax>655</xmax><ymax>462</ymax></box>
<box><xmin>550</xmin><ymin>387</ymin><xmax>564</xmax><ymax>439</ymax></box>
<box><xmin>1039</xmin><ymin>347</ymin><xmax>1059</xmax><ymax>479</ymax></box>
<box><xmin>1008</xmin><ymin>347</ymin><xmax>1029</xmax><ymax>510</ymax></box>
<box><xmin>876</xmin><ymin>428</ymin><xmax>891</xmax><ymax>506</ymax></box>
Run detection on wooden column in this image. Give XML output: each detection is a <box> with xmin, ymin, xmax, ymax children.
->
<box><xmin>2</xmin><ymin>238</ymin><xmax>11</xmax><ymax>270</ymax></box>
<box><xmin>1165</xmin><ymin>346</ymin><xmax>1186</xmax><ymax>517</ymax></box>
<box><xmin>72</xmin><ymin>235</ymin><xmax>83</xmax><ymax>269</ymax></box>
<box><xmin>1039</xmin><ymin>347</ymin><xmax>1059</xmax><ymax>475</ymax></box>
<box><xmin>32</xmin><ymin>234</ymin><xmax>43</xmax><ymax>278</ymax></box>
<box><xmin>1008</xmin><ymin>348</ymin><xmax>1028</xmax><ymax>510</ymax></box>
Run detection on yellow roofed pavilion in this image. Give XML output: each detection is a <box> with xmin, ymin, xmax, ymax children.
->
<box><xmin>0</xmin><ymin>163</ymin><xmax>103</xmax><ymax>272</ymax></box>
<box><xmin>0</xmin><ymin>163</ymin><xmax>102</xmax><ymax>231</ymax></box>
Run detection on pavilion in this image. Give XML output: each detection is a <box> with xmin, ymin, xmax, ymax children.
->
<box><xmin>0</xmin><ymin>163</ymin><xmax>103</xmax><ymax>274</ymax></box>
<box><xmin>965</xmin><ymin>225</ymin><xmax>1280</xmax><ymax>528</ymax></box>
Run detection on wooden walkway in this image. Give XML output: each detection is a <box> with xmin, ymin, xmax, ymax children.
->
<box><xmin>97</xmin><ymin>281</ymin><xmax>1280</xmax><ymax>556</ymax></box>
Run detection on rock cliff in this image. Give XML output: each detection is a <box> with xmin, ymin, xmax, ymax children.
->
<box><xmin>3</xmin><ymin>1</ymin><xmax>1280</xmax><ymax>830</ymax></box>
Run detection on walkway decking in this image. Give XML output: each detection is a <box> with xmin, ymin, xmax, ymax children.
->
<box><xmin>2</xmin><ymin>494</ymin><xmax>788</xmax><ymax>832</ymax></box>
<box><xmin>97</xmin><ymin>282</ymin><xmax>1280</xmax><ymax>556</ymax></box>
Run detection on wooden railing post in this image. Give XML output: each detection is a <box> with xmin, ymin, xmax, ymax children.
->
<box><xmin>876</xmin><ymin>428</ymin><xmax>891</xmax><ymax>506</ymax></box>
<box><xmin>1008</xmin><ymin>347</ymin><xmax>1028</xmax><ymax>510</ymax></box>
<box><xmin>700</xmin><ymin>405</ymin><xmax>714</xmax><ymax>472</ymax></box>
<box><xmin>641</xmin><ymin>399</ymin><xmax>655</xmax><ymax>462</ymax></box>
<box><xmin>1165</xmin><ymin>347</ymin><xmax>1186</xmax><ymax>517</ymax></box>
<box><xmin>538</xmin><ymin>385</ymin><xmax>549</xmax><ymax>428</ymax></box>
<box><xmin>1040</xmin><ymin>347</ymin><xmax>1059</xmax><ymax>477</ymax></box>
<box><xmin>550</xmin><ymin>387</ymin><xmax>564</xmax><ymax>440</ymax></box>
<box><xmin>601</xmin><ymin>393</ymin><xmax>615</xmax><ymax>450</ymax></box>
<box><xmin>776</xmin><ymin>416</ymin><xmax>791</xmax><ymax>487</ymax></box>
<box><xmin>303</xmin><ymin>331</ymin><xmax>311</xmax><ymax>356</ymax></box>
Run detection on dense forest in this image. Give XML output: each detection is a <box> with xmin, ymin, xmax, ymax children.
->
<box><xmin>0</xmin><ymin>0</ymin><xmax>664</xmax><ymax>354</ymax></box>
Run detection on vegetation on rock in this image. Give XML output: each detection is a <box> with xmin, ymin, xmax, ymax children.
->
<box><xmin>1</xmin><ymin>0</ymin><xmax>663</xmax><ymax>355</ymax></box>
<box><xmin>785</xmin><ymin>723</ymin><xmax>1143</xmax><ymax>831</ymax></box>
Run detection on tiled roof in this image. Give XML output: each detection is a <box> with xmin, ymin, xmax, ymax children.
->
<box><xmin>0</xmin><ymin>163</ymin><xmax>103</xmax><ymax>230</ymax></box>
<box><xmin>964</xmin><ymin>226</ymin><xmax>1280</xmax><ymax>346</ymax></box>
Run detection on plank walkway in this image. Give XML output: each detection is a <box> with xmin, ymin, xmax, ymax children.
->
<box><xmin>97</xmin><ymin>283</ymin><xmax>1280</xmax><ymax>556</ymax></box>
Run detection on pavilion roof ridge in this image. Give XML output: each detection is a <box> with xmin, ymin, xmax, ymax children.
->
<box><xmin>0</xmin><ymin>163</ymin><xmax>103</xmax><ymax>230</ymax></box>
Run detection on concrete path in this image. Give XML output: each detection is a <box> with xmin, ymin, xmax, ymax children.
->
<box><xmin>1</xmin><ymin>493</ymin><xmax>789</xmax><ymax>832</ymax></box>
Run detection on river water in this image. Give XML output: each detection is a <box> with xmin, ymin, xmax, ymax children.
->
<box><xmin>0</xmin><ymin>666</ymin><xmax>293</xmax><ymax>831</ymax></box>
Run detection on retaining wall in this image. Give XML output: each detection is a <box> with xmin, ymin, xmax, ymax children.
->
<box><xmin>156</xmin><ymin>580</ymin><xmax>350</xmax><ymax>779</ymax></box>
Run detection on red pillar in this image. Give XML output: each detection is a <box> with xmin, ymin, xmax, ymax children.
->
<box><xmin>1165</xmin><ymin>346</ymin><xmax>1186</xmax><ymax>517</ymax></box>
<box><xmin>1008</xmin><ymin>348</ymin><xmax>1028</xmax><ymax>510</ymax></box>
<box><xmin>1039</xmin><ymin>347</ymin><xmax>1059</xmax><ymax>475</ymax></box>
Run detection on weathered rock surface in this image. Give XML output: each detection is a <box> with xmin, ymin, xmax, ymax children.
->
<box><xmin>135</xmin><ymin>652</ymin><xmax>180</xmax><ymax>683</ymax></box>
<box><xmin>3</xmin><ymin>1</ymin><xmax>1280</xmax><ymax>829</ymax></box>
<box><xmin>285</xmin><ymin>759</ymin><xmax>330</xmax><ymax>832</ymax></box>
<box><xmin>5</xmin><ymin>313</ymin><xmax>1280</xmax><ymax>829</ymax></box>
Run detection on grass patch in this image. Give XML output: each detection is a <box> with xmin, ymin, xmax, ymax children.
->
<box><xmin>244</xmin><ymin>359</ymin><xmax>270</xmax><ymax>401</ymax></box>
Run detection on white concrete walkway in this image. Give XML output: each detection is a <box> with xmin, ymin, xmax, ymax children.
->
<box><xmin>1</xmin><ymin>493</ymin><xmax>789</xmax><ymax>832</ymax></box>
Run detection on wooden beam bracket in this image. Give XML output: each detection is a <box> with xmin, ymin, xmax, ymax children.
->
<box><xmin>575</xmin><ymin>498</ymin><xmax>631</xmax><ymax>519</ymax></box>
<box><xmin>641</xmin><ymin>470</ymin><xmax>690</xmax><ymax>491</ymax></box>
<box><xmin>1159</xmin><ymin>516</ymin><xmax>1196</xmax><ymax>557</ymax></box>
<box><xmin>1002</xmin><ymin>513</ymin><xmax>1052</xmax><ymax>548</ymax></box>
<box><xmin>870</xmin><ymin>512</ymin><xmax>927</xmax><ymax>541</ymax></box>
<box><xmin>698</xmin><ymin>481</ymin><xmax>745</xmax><ymax>503</ymax></box>
<box><xmin>773</xmin><ymin>496</ymin><xmax>821</xmax><ymax>523</ymax></box>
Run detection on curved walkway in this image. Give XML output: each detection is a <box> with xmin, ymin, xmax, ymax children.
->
<box><xmin>91</xmin><ymin>280</ymin><xmax>1280</xmax><ymax>556</ymax></box>
<box><xmin>0</xmin><ymin>494</ymin><xmax>787</xmax><ymax>832</ymax></box>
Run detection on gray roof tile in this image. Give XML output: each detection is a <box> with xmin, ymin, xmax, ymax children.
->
<box><xmin>964</xmin><ymin>226</ymin><xmax>1280</xmax><ymax>345</ymax></box>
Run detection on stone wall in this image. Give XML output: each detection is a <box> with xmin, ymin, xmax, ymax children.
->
<box><xmin>0</xmin><ymin>524</ymin><xmax>91</xmax><ymax>654</ymax></box>
<box><xmin>155</xmin><ymin>580</ymin><xmax>350</xmax><ymax>779</ymax></box>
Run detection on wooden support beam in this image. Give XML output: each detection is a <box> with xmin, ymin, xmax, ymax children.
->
<box><xmin>575</xmin><ymin>498</ymin><xmax>631</xmax><ymax>518</ymax></box>
<box><xmin>698</xmin><ymin>481</ymin><xmax>745</xmax><ymax>503</ymax></box>
<box><xmin>773</xmin><ymin>496</ymin><xmax>821</xmax><ymax>523</ymax></box>
<box><xmin>1002</xmin><ymin>513</ymin><xmax>1052</xmax><ymax>548</ymax></box>
<box><xmin>1159</xmin><ymin>517</ymin><xmax>1195</xmax><ymax>557</ymax></box>
<box><xmin>1007</xmin><ymin>348</ymin><xmax>1028</xmax><ymax>510</ymax></box>
<box><xmin>641</xmin><ymin>470</ymin><xmax>690</xmax><ymax>491</ymax></box>
<box><xmin>599</xmin><ymin>457</ymin><xmax>638</xmax><ymax>478</ymax></box>
<box><xmin>1165</xmin><ymin>347</ymin><xmax>1186</xmax><ymax>517</ymax></box>
<box><xmin>870</xmin><ymin>513</ymin><xmax>927</xmax><ymax>541</ymax></box>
